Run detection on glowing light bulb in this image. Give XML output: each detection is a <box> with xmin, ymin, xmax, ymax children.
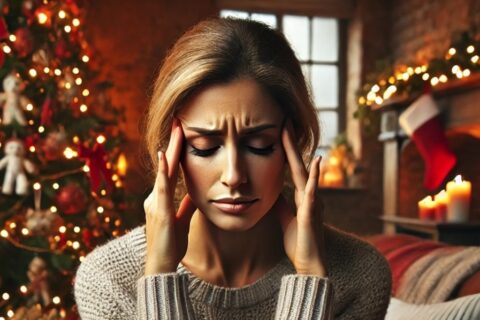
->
<box><xmin>20</xmin><ymin>285</ymin><xmax>28</xmax><ymax>293</ymax></box>
<box><xmin>82</xmin><ymin>55</ymin><xmax>90</xmax><ymax>63</ymax></box>
<box><xmin>73</xmin><ymin>18</ymin><xmax>80</xmax><ymax>27</ymax></box>
<box><xmin>64</xmin><ymin>25</ymin><xmax>72</xmax><ymax>33</ymax></box>
<box><xmin>72</xmin><ymin>67</ymin><xmax>80</xmax><ymax>74</ymax></box>
<box><xmin>83</xmin><ymin>165</ymin><xmax>90</xmax><ymax>172</ymax></box>
<box><xmin>1</xmin><ymin>230</ymin><xmax>9</xmax><ymax>238</ymax></box>
<box><xmin>74</xmin><ymin>226</ymin><xmax>81</xmax><ymax>233</ymax></box>
<box><xmin>58</xmin><ymin>10</ymin><xmax>66</xmax><ymax>19</ymax></box>
<box><xmin>3</xmin><ymin>45</ymin><xmax>11</xmax><ymax>54</ymax></box>
<box><xmin>37</xmin><ymin>12</ymin><xmax>48</xmax><ymax>24</ymax></box>
<box><xmin>72</xmin><ymin>241</ymin><xmax>80</xmax><ymax>249</ymax></box>
<box><xmin>9</xmin><ymin>34</ymin><xmax>16</xmax><ymax>42</ymax></box>
<box><xmin>29</xmin><ymin>69</ymin><xmax>37</xmax><ymax>77</ymax></box>
<box><xmin>96</xmin><ymin>135</ymin><xmax>106</xmax><ymax>144</ymax></box>
<box><xmin>75</xmin><ymin>77</ymin><xmax>82</xmax><ymax>85</ymax></box>
<box><xmin>29</xmin><ymin>146</ymin><xmax>36</xmax><ymax>152</ymax></box>
<box><xmin>53</xmin><ymin>183</ymin><xmax>60</xmax><ymax>189</ymax></box>
<box><xmin>54</xmin><ymin>69</ymin><xmax>62</xmax><ymax>76</ymax></box>
<box><xmin>448</xmin><ymin>47</ymin><xmax>456</xmax><ymax>55</ymax></box>
<box><xmin>38</xmin><ymin>126</ymin><xmax>45</xmax><ymax>133</ymax></box>
<box><xmin>53</xmin><ymin>296</ymin><xmax>61</xmax><ymax>304</ymax></box>
<box><xmin>80</xmin><ymin>104</ymin><xmax>88</xmax><ymax>112</ymax></box>
<box><xmin>97</xmin><ymin>206</ymin><xmax>104</xmax><ymax>214</ymax></box>
<box><xmin>50</xmin><ymin>206</ymin><xmax>57</xmax><ymax>213</ymax></box>
<box><xmin>82</xmin><ymin>89</ymin><xmax>90</xmax><ymax>96</ymax></box>
<box><xmin>2</xmin><ymin>293</ymin><xmax>9</xmax><ymax>300</ymax></box>
<box><xmin>33</xmin><ymin>182</ymin><xmax>41</xmax><ymax>190</ymax></box>
<box><xmin>59</xmin><ymin>226</ymin><xmax>67</xmax><ymax>233</ymax></box>
<box><xmin>21</xmin><ymin>228</ymin><xmax>30</xmax><ymax>236</ymax></box>
<box><xmin>467</xmin><ymin>45</ymin><xmax>475</xmax><ymax>53</ymax></box>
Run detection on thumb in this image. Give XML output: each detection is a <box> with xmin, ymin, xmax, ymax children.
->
<box><xmin>274</xmin><ymin>195</ymin><xmax>295</xmax><ymax>233</ymax></box>
<box><xmin>176</xmin><ymin>194</ymin><xmax>196</xmax><ymax>226</ymax></box>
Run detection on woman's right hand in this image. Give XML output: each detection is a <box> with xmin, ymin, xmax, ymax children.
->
<box><xmin>143</xmin><ymin>119</ymin><xmax>196</xmax><ymax>275</ymax></box>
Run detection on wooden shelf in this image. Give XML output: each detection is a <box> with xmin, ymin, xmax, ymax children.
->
<box><xmin>381</xmin><ymin>215</ymin><xmax>480</xmax><ymax>245</ymax></box>
<box><xmin>372</xmin><ymin>72</ymin><xmax>480</xmax><ymax>111</ymax></box>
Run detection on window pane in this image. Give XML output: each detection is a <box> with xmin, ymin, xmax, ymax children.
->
<box><xmin>251</xmin><ymin>13</ymin><xmax>277</xmax><ymax>29</ymax></box>
<box><xmin>301</xmin><ymin>64</ymin><xmax>311</xmax><ymax>84</ymax></box>
<box><xmin>220</xmin><ymin>10</ymin><xmax>249</xmax><ymax>19</ymax></box>
<box><xmin>312</xmin><ymin>18</ymin><xmax>338</xmax><ymax>62</ymax></box>
<box><xmin>311</xmin><ymin>65</ymin><xmax>338</xmax><ymax>108</ymax></box>
<box><xmin>282</xmin><ymin>15</ymin><xmax>310</xmax><ymax>61</ymax></box>
<box><xmin>318</xmin><ymin>111</ymin><xmax>338</xmax><ymax>146</ymax></box>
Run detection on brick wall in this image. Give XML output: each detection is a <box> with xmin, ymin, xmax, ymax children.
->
<box><xmin>83</xmin><ymin>0</ymin><xmax>217</xmax><ymax>210</ymax></box>
<box><xmin>391</xmin><ymin>0</ymin><xmax>480</xmax><ymax>65</ymax></box>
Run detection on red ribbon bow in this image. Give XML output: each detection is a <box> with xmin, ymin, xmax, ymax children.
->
<box><xmin>77</xmin><ymin>142</ymin><xmax>113</xmax><ymax>193</ymax></box>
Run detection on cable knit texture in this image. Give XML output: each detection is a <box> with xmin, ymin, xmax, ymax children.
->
<box><xmin>74</xmin><ymin>225</ymin><xmax>391</xmax><ymax>319</ymax></box>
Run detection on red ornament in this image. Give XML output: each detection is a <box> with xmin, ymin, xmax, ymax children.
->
<box><xmin>54</xmin><ymin>38</ymin><xmax>71</xmax><ymax>59</ymax></box>
<box><xmin>0</xmin><ymin>17</ymin><xmax>8</xmax><ymax>39</ymax></box>
<box><xmin>55</xmin><ymin>183</ymin><xmax>88</xmax><ymax>215</ymax></box>
<box><xmin>13</xmin><ymin>28</ymin><xmax>34</xmax><ymax>57</ymax></box>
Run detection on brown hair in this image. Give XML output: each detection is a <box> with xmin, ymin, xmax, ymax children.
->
<box><xmin>144</xmin><ymin>18</ymin><xmax>320</xmax><ymax>180</ymax></box>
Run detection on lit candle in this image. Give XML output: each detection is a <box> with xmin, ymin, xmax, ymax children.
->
<box><xmin>434</xmin><ymin>190</ymin><xmax>447</xmax><ymax>221</ymax></box>
<box><xmin>117</xmin><ymin>153</ymin><xmax>128</xmax><ymax>176</ymax></box>
<box><xmin>446</xmin><ymin>175</ymin><xmax>472</xmax><ymax>222</ymax></box>
<box><xmin>418</xmin><ymin>195</ymin><xmax>435</xmax><ymax>220</ymax></box>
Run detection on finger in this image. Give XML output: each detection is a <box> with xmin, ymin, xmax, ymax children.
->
<box><xmin>153</xmin><ymin>151</ymin><xmax>174</xmax><ymax>216</ymax></box>
<box><xmin>176</xmin><ymin>194</ymin><xmax>196</xmax><ymax>226</ymax></box>
<box><xmin>165</xmin><ymin>118</ymin><xmax>184</xmax><ymax>180</ymax></box>
<box><xmin>298</xmin><ymin>156</ymin><xmax>321</xmax><ymax>222</ymax></box>
<box><xmin>281</xmin><ymin>121</ymin><xmax>308</xmax><ymax>192</ymax></box>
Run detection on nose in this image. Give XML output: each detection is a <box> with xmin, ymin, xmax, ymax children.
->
<box><xmin>220</xmin><ymin>144</ymin><xmax>247</xmax><ymax>188</ymax></box>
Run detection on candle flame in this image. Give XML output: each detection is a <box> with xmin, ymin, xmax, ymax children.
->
<box><xmin>454</xmin><ymin>175</ymin><xmax>463</xmax><ymax>183</ymax></box>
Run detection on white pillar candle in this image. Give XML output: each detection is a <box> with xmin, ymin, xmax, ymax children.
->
<box><xmin>446</xmin><ymin>175</ymin><xmax>472</xmax><ymax>222</ymax></box>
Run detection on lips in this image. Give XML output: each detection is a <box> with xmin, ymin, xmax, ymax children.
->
<box><xmin>210</xmin><ymin>198</ymin><xmax>258</xmax><ymax>214</ymax></box>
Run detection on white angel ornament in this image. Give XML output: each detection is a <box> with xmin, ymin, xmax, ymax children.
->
<box><xmin>0</xmin><ymin>138</ymin><xmax>36</xmax><ymax>195</ymax></box>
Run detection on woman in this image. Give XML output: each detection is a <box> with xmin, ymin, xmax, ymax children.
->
<box><xmin>74</xmin><ymin>18</ymin><xmax>391</xmax><ymax>319</ymax></box>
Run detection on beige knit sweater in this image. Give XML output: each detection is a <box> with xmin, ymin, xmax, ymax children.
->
<box><xmin>74</xmin><ymin>225</ymin><xmax>391</xmax><ymax>319</ymax></box>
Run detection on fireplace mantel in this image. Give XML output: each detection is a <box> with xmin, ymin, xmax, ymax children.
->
<box><xmin>377</xmin><ymin>74</ymin><xmax>480</xmax><ymax>234</ymax></box>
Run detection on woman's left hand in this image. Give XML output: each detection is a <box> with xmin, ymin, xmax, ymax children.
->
<box><xmin>275</xmin><ymin>122</ymin><xmax>327</xmax><ymax>277</ymax></box>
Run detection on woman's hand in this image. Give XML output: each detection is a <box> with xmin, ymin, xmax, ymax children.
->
<box><xmin>275</xmin><ymin>122</ymin><xmax>327</xmax><ymax>277</ymax></box>
<box><xmin>143</xmin><ymin>119</ymin><xmax>196</xmax><ymax>275</ymax></box>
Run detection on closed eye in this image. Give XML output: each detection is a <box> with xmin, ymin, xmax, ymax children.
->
<box><xmin>189</xmin><ymin>144</ymin><xmax>275</xmax><ymax>157</ymax></box>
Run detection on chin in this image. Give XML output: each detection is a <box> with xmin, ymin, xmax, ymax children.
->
<box><xmin>201</xmin><ymin>206</ymin><xmax>265</xmax><ymax>232</ymax></box>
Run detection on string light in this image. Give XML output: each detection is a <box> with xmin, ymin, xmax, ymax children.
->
<box><xmin>82</xmin><ymin>89</ymin><xmax>90</xmax><ymax>96</ymax></box>
<box><xmin>97</xmin><ymin>206</ymin><xmax>104</xmax><ymax>214</ymax></box>
<box><xmin>20</xmin><ymin>285</ymin><xmax>27</xmax><ymax>294</ymax></box>
<box><xmin>72</xmin><ymin>67</ymin><xmax>80</xmax><ymax>74</ymax></box>
<box><xmin>59</xmin><ymin>226</ymin><xmax>67</xmax><ymax>233</ymax></box>
<box><xmin>74</xmin><ymin>226</ymin><xmax>81</xmax><ymax>233</ymax></box>
<box><xmin>100</xmin><ymin>189</ymin><xmax>107</xmax><ymax>196</ymax></box>
<box><xmin>463</xmin><ymin>69</ymin><xmax>471</xmax><ymax>77</ymax></box>
<box><xmin>33</xmin><ymin>182</ymin><xmax>41</xmax><ymax>190</ymax></box>
<box><xmin>1</xmin><ymin>230</ymin><xmax>9</xmax><ymax>238</ymax></box>
<box><xmin>72</xmin><ymin>18</ymin><xmax>80</xmax><ymax>27</ymax></box>
<box><xmin>58</xmin><ymin>10</ymin><xmax>66</xmax><ymax>19</ymax></box>
<box><xmin>26</xmin><ymin>103</ymin><xmax>34</xmax><ymax>111</ymax></box>
<box><xmin>6</xmin><ymin>310</ymin><xmax>14</xmax><ymax>318</ymax></box>
<box><xmin>467</xmin><ymin>45</ymin><xmax>475</xmax><ymax>53</ymax></box>
<box><xmin>38</xmin><ymin>126</ymin><xmax>45</xmax><ymax>133</ymax></box>
<box><xmin>54</xmin><ymin>68</ymin><xmax>62</xmax><ymax>76</ymax></box>
<box><xmin>82</xmin><ymin>55</ymin><xmax>90</xmax><ymax>63</ymax></box>
<box><xmin>430</xmin><ymin>77</ymin><xmax>439</xmax><ymax>86</ymax></box>
<box><xmin>96</xmin><ymin>135</ymin><xmax>106</xmax><ymax>144</ymax></box>
<box><xmin>472</xmin><ymin>55</ymin><xmax>479</xmax><ymax>63</ymax></box>
<box><xmin>2</xmin><ymin>293</ymin><xmax>9</xmax><ymax>300</ymax></box>
<box><xmin>53</xmin><ymin>296</ymin><xmax>61</xmax><ymax>304</ymax></box>
<box><xmin>75</xmin><ymin>77</ymin><xmax>83</xmax><ymax>85</ymax></box>
<box><xmin>439</xmin><ymin>74</ymin><xmax>448</xmax><ymax>83</ymax></box>
<box><xmin>2</xmin><ymin>45</ymin><xmax>11</xmax><ymax>54</ymax></box>
<box><xmin>422</xmin><ymin>73</ymin><xmax>430</xmax><ymax>81</ymax></box>
<box><xmin>29</xmin><ymin>146</ymin><xmax>36</xmax><ymax>153</ymax></box>
<box><xmin>9</xmin><ymin>222</ymin><xmax>16</xmax><ymax>229</ymax></box>
<box><xmin>83</xmin><ymin>165</ymin><xmax>90</xmax><ymax>172</ymax></box>
<box><xmin>448</xmin><ymin>47</ymin><xmax>456</xmax><ymax>55</ymax></box>
<box><xmin>64</xmin><ymin>25</ymin><xmax>72</xmax><ymax>33</ymax></box>
<box><xmin>64</xmin><ymin>147</ymin><xmax>78</xmax><ymax>159</ymax></box>
<box><xmin>21</xmin><ymin>228</ymin><xmax>30</xmax><ymax>236</ymax></box>
<box><xmin>72</xmin><ymin>241</ymin><xmax>80</xmax><ymax>249</ymax></box>
<box><xmin>37</xmin><ymin>12</ymin><xmax>48</xmax><ymax>24</ymax></box>
<box><xmin>9</xmin><ymin>34</ymin><xmax>16</xmax><ymax>42</ymax></box>
<box><xmin>80</xmin><ymin>104</ymin><xmax>88</xmax><ymax>112</ymax></box>
<box><xmin>50</xmin><ymin>206</ymin><xmax>57</xmax><ymax>213</ymax></box>
<box><xmin>29</xmin><ymin>69</ymin><xmax>37</xmax><ymax>77</ymax></box>
<box><xmin>53</xmin><ymin>183</ymin><xmax>60</xmax><ymax>190</ymax></box>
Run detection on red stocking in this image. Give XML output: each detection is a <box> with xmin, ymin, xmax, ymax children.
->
<box><xmin>399</xmin><ymin>94</ymin><xmax>457</xmax><ymax>190</ymax></box>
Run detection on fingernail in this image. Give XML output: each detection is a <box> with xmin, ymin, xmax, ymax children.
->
<box><xmin>158</xmin><ymin>151</ymin><xmax>163</xmax><ymax>161</ymax></box>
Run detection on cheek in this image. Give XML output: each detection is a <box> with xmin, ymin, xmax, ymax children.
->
<box><xmin>180</xmin><ymin>155</ymin><xmax>215</xmax><ymax>202</ymax></box>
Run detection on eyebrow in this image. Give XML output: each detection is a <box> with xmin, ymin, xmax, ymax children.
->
<box><xmin>185</xmin><ymin>124</ymin><xmax>278</xmax><ymax>136</ymax></box>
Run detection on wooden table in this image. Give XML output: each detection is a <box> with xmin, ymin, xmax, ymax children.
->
<box><xmin>380</xmin><ymin>215</ymin><xmax>480</xmax><ymax>246</ymax></box>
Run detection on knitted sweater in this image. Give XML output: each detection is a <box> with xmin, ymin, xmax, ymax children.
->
<box><xmin>74</xmin><ymin>225</ymin><xmax>391</xmax><ymax>319</ymax></box>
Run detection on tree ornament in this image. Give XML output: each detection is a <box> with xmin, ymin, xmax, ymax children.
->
<box><xmin>0</xmin><ymin>73</ymin><xmax>30</xmax><ymax>126</ymax></box>
<box><xmin>54</xmin><ymin>37</ymin><xmax>71</xmax><ymax>59</ymax></box>
<box><xmin>58</xmin><ymin>69</ymin><xmax>76</xmax><ymax>103</ymax></box>
<box><xmin>41</xmin><ymin>129</ymin><xmax>67</xmax><ymax>161</ymax></box>
<box><xmin>40</xmin><ymin>95</ymin><xmax>54</xmax><ymax>126</ymax></box>
<box><xmin>0</xmin><ymin>138</ymin><xmax>36</xmax><ymax>195</ymax></box>
<box><xmin>32</xmin><ymin>48</ymin><xmax>51</xmax><ymax>67</ymax></box>
<box><xmin>25</xmin><ymin>208</ymin><xmax>60</xmax><ymax>236</ymax></box>
<box><xmin>55</xmin><ymin>183</ymin><xmax>88</xmax><ymax>214</ymax></box>
<box><xmin>12</xmin><ymin>27</ymin><xmax>34</xmax><ymax>57</ymax></box>
<box><xmin>77</xmin><ymin>142</ymin><xmax>113</xmax><ymax>193</ymax></box>
<box><xmin>21</xmin><ymin>0</ymin><xmax>37</xmax><ymax>20</ymax></box>
<box><xmin>399</xmin><ymin>94</ymin><xmax>457</xmax><ymax>190</ymax></box>
<box><xmin>27</xmin><ymin>256</ymin><xmax>51</xmax><ymax>306</ymax></box>
<box><xmin>34</xmin><ymin>6</ymin><xmax>52</xmax><ymax>27</ymax></box>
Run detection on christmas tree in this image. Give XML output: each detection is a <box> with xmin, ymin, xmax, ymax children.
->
<box><xmin>0</xmin><ymin>0</ymin><xmax>137</xmax><ymax>318</ymax></box>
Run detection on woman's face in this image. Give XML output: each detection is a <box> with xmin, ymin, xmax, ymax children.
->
<box><xmin>178</xmin><ymin>78</ymin><xmax>286</xmax><ymax>232</ymax></box>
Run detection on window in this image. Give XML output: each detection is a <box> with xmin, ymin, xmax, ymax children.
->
<box><xmin>220</xmin><ymin>10</ymin><xmax>345</xmax><ymax>157</ymax></box>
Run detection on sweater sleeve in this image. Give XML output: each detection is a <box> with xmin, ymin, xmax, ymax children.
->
<box><xmin>137</xmin><ymin>273</ymin><xmax>195</xmax><ymax>320</ymax></box>
<box><xmin>275</xmin><ymin>275</ymin><xmax>333</xmax><ymax>320</ymax></box>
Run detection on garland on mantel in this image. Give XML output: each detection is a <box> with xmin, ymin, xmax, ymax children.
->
<box><xmin>355</xmin><ymin>31</ymin><xmax>480</xmax><ymax>131</ymax></box>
